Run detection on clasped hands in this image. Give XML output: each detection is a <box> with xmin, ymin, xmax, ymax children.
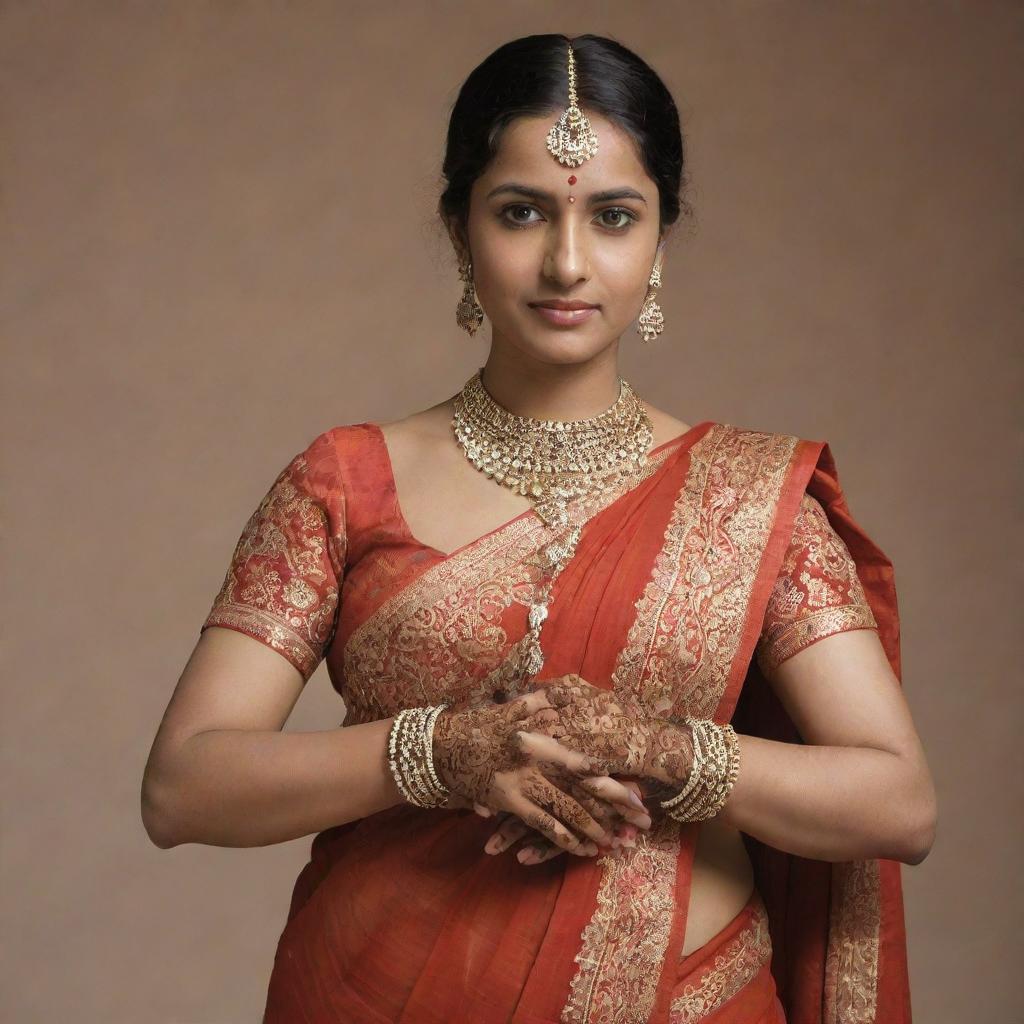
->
<box><xmin>431</xmin><ymin>675</ymin><xmax>696</xmax><ymax>866</ymax></box>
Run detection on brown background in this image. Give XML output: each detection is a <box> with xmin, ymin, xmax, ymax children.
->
<box><xmin>2</xmin><ymin>3</ymin><xmax>1020</xmax><ymax>1021</ymax></box>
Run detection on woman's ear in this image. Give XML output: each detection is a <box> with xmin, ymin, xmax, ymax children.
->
<box><xmin>445</xmin><ymin>216</ymin><xmax>469</xmax><ymax>265</ymax></box>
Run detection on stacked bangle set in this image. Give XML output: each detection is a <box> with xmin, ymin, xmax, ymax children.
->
<box><xmin>657</xmin><ymin>717</ymin><xmax>741</xmax><ymax>823</ymax></box>
<box><xmin>385</xmin><ymin>703</ymin><xmax>741</xmax><ymax>820</ymax></box>
<box><xmin>386</xmin><ymin>702</ymin><xmax>452</xmax><ymax>809</ymax></box>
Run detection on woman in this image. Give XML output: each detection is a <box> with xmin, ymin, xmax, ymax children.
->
<box><xmin>141</xmin><ymin>34</ymin><xmax>936</xmax><ymax>1023</ymax></box>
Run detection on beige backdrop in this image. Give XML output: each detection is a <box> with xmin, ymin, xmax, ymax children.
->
<box><xmin>2</xmin><ymin>3</ymin><xmax>1020</xmax><ymax>1021</ymax></box>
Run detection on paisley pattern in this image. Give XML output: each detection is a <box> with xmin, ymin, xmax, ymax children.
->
<box><xmin>200</xmin><ymin>430</ymin><xmax>346</xmax><ymax>683</ymax></box>
<box><xmin>755</xmin><ymin>493</ymin><xmax>878</xmax><ymax>677</ymax></box>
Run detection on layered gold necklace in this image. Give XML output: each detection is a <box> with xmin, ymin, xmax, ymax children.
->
<box><xmin>451</xmin><ymin>368</ymin><xmax>653</xmax><ymax>529</ymax></box>
<box><xmin>451</xmin><ymin>368</ymin><xmax>654</xmax><ymax>695</ymax></box>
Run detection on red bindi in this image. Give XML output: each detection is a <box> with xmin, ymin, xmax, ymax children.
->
<box><xmin>567</xmin><ymin>175</ymin><xmax>577</xmax><ymax>185</ymax></box>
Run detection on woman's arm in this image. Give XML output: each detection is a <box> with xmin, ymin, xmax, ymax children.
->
<box><xmin>141</xmin><ymin>628</ymin><xmax>407</xmax><ymax>849</ymax></box>
<box><xmin>142</xmin><ymin>628</ymin><xmax>643</xmax><ymax>851</ymax></box>
<box><xmin>716</xmin><ymin>628</ymin><xmax>937</xmax><ymax>865</ymax></box>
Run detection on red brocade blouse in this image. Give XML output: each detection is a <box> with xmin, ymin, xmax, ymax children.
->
<box><xmin>199</xmin><ymin>423</ymin><xmax>878</xmax><ymax>689</ymax></box>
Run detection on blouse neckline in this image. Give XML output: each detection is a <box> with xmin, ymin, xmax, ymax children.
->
<box><xmin>363</xmin><ymin>418</ymin><xmax>713</xmax><ymax>563</ymax></box>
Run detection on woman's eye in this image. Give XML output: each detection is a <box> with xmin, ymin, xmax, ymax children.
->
<box><xmin>499</xmin><ymin>204</ymin><xmax>637</xmax><ymax>231</ymax></box>
<box><xmin>502</xmin><ymin>204</ymin><xmax>542</xmax><ymax>227</ymax></box>
<box><xmin>597</xmin><ymin>208</ymin><xmax>637</xmax><ymax>230</ymax></box>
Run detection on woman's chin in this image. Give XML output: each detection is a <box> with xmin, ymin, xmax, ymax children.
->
<box><xmin>495</xmin><ymin>323</ymin><xmax>618</xmax><ymax>366</ymax></box>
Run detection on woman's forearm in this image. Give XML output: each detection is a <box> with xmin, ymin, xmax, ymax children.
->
<box><xmin>146</xmin><ymin>719</ymin><xmax>405</xmax><ymax>849</ymax></box>
<box><xmin>708</xmin><ymin>733</ymin><xmax>934</xmax><ymax>864</ymax></box>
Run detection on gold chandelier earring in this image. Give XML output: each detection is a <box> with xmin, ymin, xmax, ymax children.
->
<box><xmin>637</xmin><ymin>262</ymin><xmax>665</xmax><ymax>343</ymax></box>
<box><xmin>456</xmin><ymin>256</ymin><xmax>485</xmax><ymax>336</ymax></box>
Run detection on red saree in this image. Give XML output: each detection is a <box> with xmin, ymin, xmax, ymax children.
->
<box><xmin>200</xmin><ymin>419</ymin><xmax>912</xmax><ymax>1023</ymax></box>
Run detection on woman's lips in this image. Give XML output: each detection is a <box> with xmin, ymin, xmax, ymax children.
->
<box><xmin>530</xmin><ymin>304</ymin><xmax>598</xmax><ymax>326</ymax></box>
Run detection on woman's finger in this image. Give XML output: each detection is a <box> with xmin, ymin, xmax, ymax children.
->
<box><xmin>578</xmin><ymin>774</ymin><xmax>651</xmax><ymax>818</ymax></box>
<box><xmin>504</xmin><ymin>790</ymin><xmax>599</xmax><ymax>857</ymax></box>
<box><xmin>484</xmin><ymin>814</ymin><xmax>530</xmax><ymax>855</ymax></box>
<box><xmin>516</xmin><ymin>837</ymin><xmax>565</xmax><ymax>865</ymax></box>
<box><xmin>520</xmin><ymin>733</ymin><xmax>655</xmax><ymax>827</ymax></box>
<box><xmin>514</xmin><ymin>729</ymin><xmax>615</xmax><ymax>778</ymax></box>
<box><xmin>521</xmin><ymin>772</ymin><xmax>612</xmax><ymax>849</ymax></box>
<box><xmin>565</xmin><ymin>778</ymin><xmax>620</xmax><ymax>830</ymax></box>
<box><xmin>531</xmin><ymin>842</ymin><xmax>566</xmax><ymax>863</ymax></box>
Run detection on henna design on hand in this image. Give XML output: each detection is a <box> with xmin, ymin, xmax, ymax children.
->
<box><xmin>431</xmin><ymin>698</ymin><xmax>534</xmax><ymax>805</ymax></box>
<box><xmin>525</xmin><ymin>675</ymin><xmax>697</xmax><ymax>789</ymax></box>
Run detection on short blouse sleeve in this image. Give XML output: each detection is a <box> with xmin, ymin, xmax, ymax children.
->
<box><xmin>199</xmin><ymin>429</ymin><xmax>347</xmax><ymax>682</ymax></box>
<box><xmin>755</xmin><ymin>492</ymin><xmax>878</xmax><ymax>677</ymax></box>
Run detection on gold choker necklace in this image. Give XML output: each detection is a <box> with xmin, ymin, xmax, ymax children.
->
<box><xmin>451</xmin><ymin>368</ymin><xmax>654</xmax><ymax>529</ymax></box>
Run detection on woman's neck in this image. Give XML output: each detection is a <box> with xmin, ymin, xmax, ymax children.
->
<box><xmin>478</xmin><ymin>346</ymin><xmax>623</xmax><ymax>421</ymax></box>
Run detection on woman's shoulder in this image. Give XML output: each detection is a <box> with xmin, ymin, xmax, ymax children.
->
<box><xmin>697</xmin><ymin>417</ymin><xmax>826</xmax><ymax>456</ymax></box>
<box><xmin>316</xmin><ymin>401</ymin><xmax>452</xmax><ymax>458</ymax></box>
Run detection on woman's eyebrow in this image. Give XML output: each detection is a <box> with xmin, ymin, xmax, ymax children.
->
<box><xmin>486</xmin><ymin>182</ymin><xmax>647</xmax><ymax>205</ymax></box>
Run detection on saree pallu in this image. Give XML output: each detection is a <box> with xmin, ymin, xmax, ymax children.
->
<box><xmin>200</xmin><ymin>419</ymin><xmax>912</xmax><ymax>1023</ymax></box>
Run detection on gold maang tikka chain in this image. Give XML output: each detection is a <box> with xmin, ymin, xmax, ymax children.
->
<box><xmin>545</xmin><ymin>43</ymin><xmax>599</xmax><ymax>167</ymax></box>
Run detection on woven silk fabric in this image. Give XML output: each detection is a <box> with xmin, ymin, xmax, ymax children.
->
<box><xmin>200</xmin><ymin>419</ymin><xmax>912</xmax><ymax>1023</ymax></box>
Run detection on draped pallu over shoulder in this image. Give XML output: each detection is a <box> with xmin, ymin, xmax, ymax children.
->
<box><xmin>243</xmin><ymin>421</ymin><xmax>911</xmax><ymax>1024</ymax></box>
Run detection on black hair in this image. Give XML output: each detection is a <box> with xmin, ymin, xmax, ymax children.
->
<box><xmin>438</xmin><ymin>33</ymin><xmax>693</xmax><ymax>247</ymax></box>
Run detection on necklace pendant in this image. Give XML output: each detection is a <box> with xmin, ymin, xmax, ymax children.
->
<box><xmin>528</xmin><ymin>602</ymin><xmax>549</xmax><ymax>630</ymax></box>
<box><xmin>523</xmin><ymin>642</ymin><xmax>545</xmax><ymax>677</ymax></box>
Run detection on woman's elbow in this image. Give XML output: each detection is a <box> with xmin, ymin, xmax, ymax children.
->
<box><xmin>141</xmin><ymin>769</ymin><xmax>184</xmax><ymax>850</ymax></box>
<box><xmin>898</xmin><ymin>789</ymin><xmax>938</xmax><ymax>866</ymax></box>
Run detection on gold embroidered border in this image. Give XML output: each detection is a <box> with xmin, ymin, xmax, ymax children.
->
<box><xmin>756</xmin><ymin>605</ymin><xmax>878</xmax><ymax>677</ymax></box>
<box><xmin>823</xmin><ymin>859</ymin><xmax>881</xmax><ymax>1024</ymax></box>
<box><xmin>613</xmin><ymin>424</ymin><xmax>799</xmax><ymax>721</ymax></box>
<box><xmin>203</xmin><ymin>603</ymin><xmax>320</xmax><ymax>681</ymax></box>
<box><xmin>668</xmin><ymin>896</ymin><xmax>773</xmax><ymax>1023</ymax></box>
<box><xmin>609</xmin><ymin>427</ymin><xmax>718</xmax><ymax>715</ymax></box>
<box><xmin>341</xmin><ymin>447</ymin><xmax>675</xmax><ymax>725</ymax></box>
<box><xmin>564</xmin><ymin>425</ymin><xmax>799</xmax><ymax>1024</ymax></box>
<box><xmin>561</xmin><ymin>817</ymin><xmax>682</xmax><ymax>1024</ymax></box>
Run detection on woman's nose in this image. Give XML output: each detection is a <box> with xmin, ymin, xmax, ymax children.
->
<box><xmin>542</xmin><ymin>222</ymin><xmax>589</xmax><ymax>288</ymax></box>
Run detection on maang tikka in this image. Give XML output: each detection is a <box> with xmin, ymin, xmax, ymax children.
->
<box><xmin>455</xmin><ymin>42</ymin><xmax>665</xmax><ymax>342</ymax></box>
<box><xmin>545</xmin><ymin>43</ymin><xmax>599</xmax><ymax>168</ymax></box>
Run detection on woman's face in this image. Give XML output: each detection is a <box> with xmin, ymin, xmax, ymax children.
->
<box><xmin>457</xmin><ymin>110</ymin><xmax>666</xmax><ymax>368</ymax></box>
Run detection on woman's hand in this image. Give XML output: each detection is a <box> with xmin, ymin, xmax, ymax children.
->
<box><xmin>483</xmin><ymin>776</ymin><xmax>654</xmax><ymax>864</ymax></box>
<box><xmin>432</xmin><ymin>688</ymin><xmax>648</xmax><ymax>857</ymax></box>
<box><xmin>476</xmin><ymin>673</ymin><xmax>694</xmax><ymax>867</ymax></box>
<box><xmin>526</xmin><ymin>675</ymin><xmax>697</xmax><ymax>790</ymax></box>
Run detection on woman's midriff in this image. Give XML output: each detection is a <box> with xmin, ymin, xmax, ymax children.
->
<box><xmin>682</xmin><ymin>817</ymin><xmax>755</xmax><ymax>956</ymax></box>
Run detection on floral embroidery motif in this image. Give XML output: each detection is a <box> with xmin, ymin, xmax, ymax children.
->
<box><xmin>340</xmin><ymin>449</ymin><xmax>675</xmax><ymax>726</ymax></box>
<box><xmin>200</xmin><ymin>435</ymin><xmax>346</xmax><ymax>683</ymax></box>
<box><xmin>612</xmin><ymin>425</ymin><xmax>798</xmax><ymax>720</ymax></box>
<box><xmin>668</xmin><ymin>894</ymin><xmax>773</xmax><ymax>1022</ymax></box>
<box><xmin>564</xmin><ymin>425</ymin><xmax>798</xmax><ymax>1023</ymax></box>
<box><xmin>756</xmin><ymin>493</ymin><xmax>878</xmax><ymax>677</ymax></box>
<box><xmin>561</xmin><ymin>817</ymin><xmax>682</xmax><ymax>1024</ymax></box>
<box><xmin>823</xmin><ymin>859</ymin><xmax>881</xmax><ymax>1024</ymax></box>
